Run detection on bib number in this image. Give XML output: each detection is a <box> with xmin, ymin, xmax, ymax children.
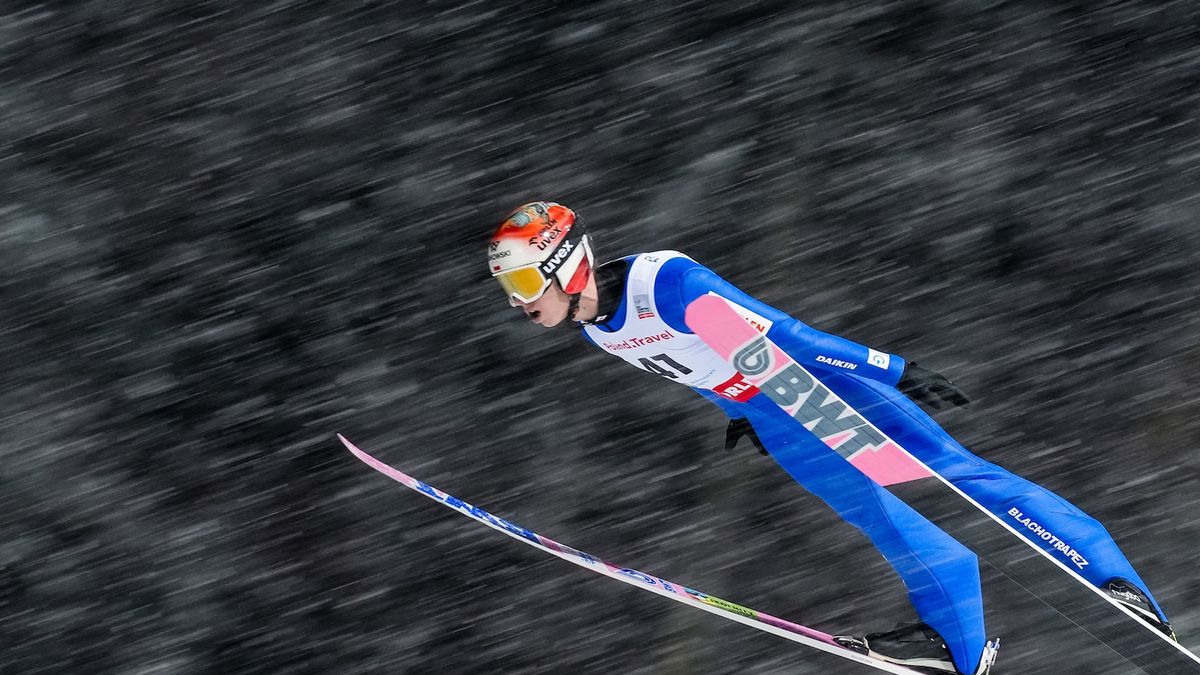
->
<box><xmin>638</xmin><ymin>353</ymin><xmax>693</xmax><ymax>379</ymax></box>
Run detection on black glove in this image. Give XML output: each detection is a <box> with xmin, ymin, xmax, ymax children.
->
<box><xmin>897</xmin><ymin>361</ymin><xmax>971</xmax><ymax>410</ymax></box>
<box><xmin>725</xmin><ymin>418</ymin><xmax>767</xmax><ymax>455</ymax></box>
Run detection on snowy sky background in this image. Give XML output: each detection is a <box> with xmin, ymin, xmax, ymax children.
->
<box><xmin>2</xmin><ymin>2</ymin><xmax>1199</xmax><ymax>673</ymax></box>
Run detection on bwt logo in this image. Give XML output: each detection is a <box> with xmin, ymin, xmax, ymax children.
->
<box><xmin>732</xmin><ymin>336</ymin><xmax>772</xmax><ymax>376</ymax></box>
<box><xmin>731</xmin><ymin>339</ymin><xmax>886</xmax><ymax>458</ymax></box>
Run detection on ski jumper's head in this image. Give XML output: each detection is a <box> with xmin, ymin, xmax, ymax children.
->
<box><xmin>488</xmin><ymin>201</ymin><xmax>594</xmax><ymax>328</ymax></box>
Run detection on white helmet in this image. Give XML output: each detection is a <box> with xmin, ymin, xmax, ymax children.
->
<box><xmin>487</xmin><ymin>202</ymin><xmax>594</xmax><ymax>303</ymax></box>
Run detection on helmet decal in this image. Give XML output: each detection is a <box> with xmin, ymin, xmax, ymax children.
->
<box><xmin>505</xmin><ymin>202</ymin><xmax>550</xmax><ymax>229</ymax></box>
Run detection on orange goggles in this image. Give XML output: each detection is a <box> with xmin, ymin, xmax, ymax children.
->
<box><xmin>494</xmin><ymin>265</ymin><xmax>552</xmax><ymax>304</ymax></box>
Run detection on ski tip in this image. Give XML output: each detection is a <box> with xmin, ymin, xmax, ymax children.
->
<box><xmin>340</xmin><ymin>435</ymin><xmax>381</xmax><ymax>467</ymax></box>
<box><xmin>337</xmin><ymin>433</ymin><xmax>361</xmax><ymax>455</ymax></box>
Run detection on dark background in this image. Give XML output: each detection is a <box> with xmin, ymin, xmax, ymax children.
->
<box><xmin>2</xmin><ymin>1</ymin><xmax>1199</xmax><ymax>673</ymax></box>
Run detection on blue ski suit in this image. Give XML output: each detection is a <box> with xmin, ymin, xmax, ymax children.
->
<box><xmin>580</xmin><ymin>252</ymin><xmax>1165</xmax><ymax>674</ymax></box>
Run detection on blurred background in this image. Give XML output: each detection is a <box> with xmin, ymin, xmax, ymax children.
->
<box><xmin>2</xmin><ymin>1</ymin><xmax>1199</xmax><ymax>673</ymax></box>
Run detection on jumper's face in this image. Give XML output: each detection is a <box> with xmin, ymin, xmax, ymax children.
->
<box><xmin>513</xmin><ymin>281</ymin><xmax>570</xmax><ymax>327</ymax></box>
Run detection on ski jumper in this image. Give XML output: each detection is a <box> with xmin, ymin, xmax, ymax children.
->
<box><xmin>581</xmin><ymin>251</ymin><xmax>1165</xmax><ymax>675</ymax></box>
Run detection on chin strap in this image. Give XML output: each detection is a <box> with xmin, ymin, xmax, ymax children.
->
<box><xmin>567</xmin><ymin>292</ymin><xmax>589</xmax><ymax>328</ymax></box>
<box><xmin>568</xmin><ymin>293</ymin><xmax>609</xmax><ymax>328</ymax></box>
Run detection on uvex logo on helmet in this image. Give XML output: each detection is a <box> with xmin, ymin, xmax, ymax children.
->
<box><xmin>528</xmin><ymin>224</ymin><xmax>563</xmax><ymax>250</ymax></box>
<box><xmin>538</xmin><ymin>238</ymin><xmax>575</xmax><ymax>276</ymax></box>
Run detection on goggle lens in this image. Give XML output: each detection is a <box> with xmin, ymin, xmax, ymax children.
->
<box><xmin>495</xmin><ymin>266</ymin><xmax>551</xmax><ymax>303</ymax></box>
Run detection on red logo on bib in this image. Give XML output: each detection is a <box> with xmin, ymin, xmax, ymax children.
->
<box><xmin>714</xmin><ymin>373</ymin><xmax>759</xmax><ymax>402</ymax></box>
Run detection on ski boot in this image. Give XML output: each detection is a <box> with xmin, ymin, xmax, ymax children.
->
<box><xmin>834</xmin><ymin>622</ymin><xmax>999</xmax><ymax>674</ymax></box>
<box><xmin>1104</xmin><ymin>578</ymin><xmax>1177</xmax><ymax>641</ymax></box>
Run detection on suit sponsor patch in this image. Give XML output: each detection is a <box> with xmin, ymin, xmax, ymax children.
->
<box><xmin>815</xmin><ymin>355</ymin><xmax>857</xmax><ymax>371</ymax></box>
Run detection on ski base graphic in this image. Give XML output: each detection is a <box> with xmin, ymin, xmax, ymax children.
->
<box><xmin>340</xmin><ymin>434</ymin><xmax>932</xmax><ymax>674</ymax></box>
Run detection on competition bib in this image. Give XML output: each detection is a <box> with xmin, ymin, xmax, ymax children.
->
<box><xmin>584</xmin><ymin>252</ymin><xmax>768</xmax><ymax>403</ymax></box>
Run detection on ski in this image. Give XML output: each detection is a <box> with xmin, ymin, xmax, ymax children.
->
<box><xmin>684</xmin><ymin>293</ymin><xmax>1200</xmax><ymax>674</ymax></box>
<box><xmin>339</xmin><ymin>434</ymin><xmax>929</xmax><ymax>674</ymax></box>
